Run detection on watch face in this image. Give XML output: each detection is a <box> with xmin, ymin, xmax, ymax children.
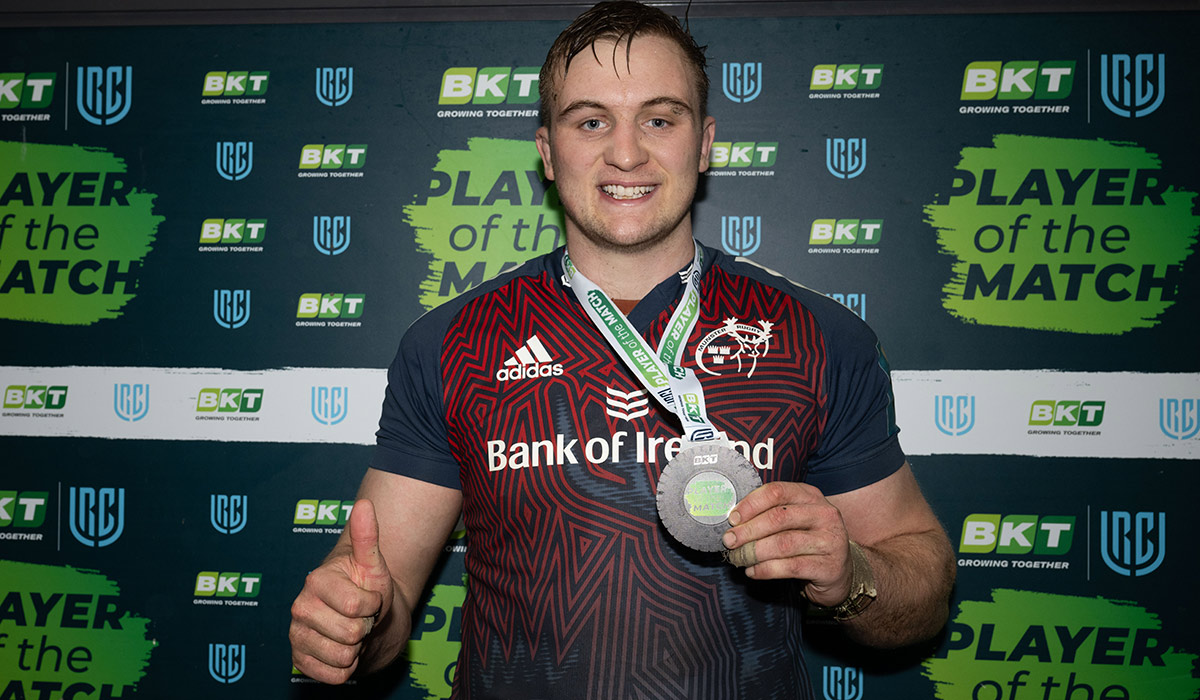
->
<box><xmin>656</xmin><ymin>442</ymin><xmax>762</xmax><ymax>552</ymax></box>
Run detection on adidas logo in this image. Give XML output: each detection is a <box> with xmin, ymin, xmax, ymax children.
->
<box><xmin>495</xmin><ymin>334</ymin><xmax>564</xmax><ymax>382</ymax></box>
<box><xmin>606</xmin><ymin>387</ymin><xmax>649</xmax><ymax>421</ymax></box>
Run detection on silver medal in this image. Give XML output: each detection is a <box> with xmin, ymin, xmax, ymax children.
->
<box><xmin>656</xmin><ymin>442</ymin><xmax>762</xmax><ymax>552</ymax></box>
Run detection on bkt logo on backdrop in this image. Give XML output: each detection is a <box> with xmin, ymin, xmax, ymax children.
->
<box><xmin>960</xmin><ymin>60</ymin><xmax>1075</xmax><ymax>100</ymax></box>
<box><xmin>810</xmin><ymin>64</ymin><xmax>883</xmax><ymax>91</ymax></box>
<box><xmin>722</xmin><ymin>61</ymin><xmax>762</xmax><ymax>103</ymax></box>
<box><xmin>200</xmin><ymin>219</ymin><xmax>266</xmax><ymax>246</ymax></box>
<box><xmin>1100</xmin><ymin>510</ymin><xmax>1165</xmax><ymax>577</ymax></box>
<box><xmin>297</xmin><ymin>293</ymin><xmax>364</xmax><ymax>318</ymax></box>
<box><xmin>196</xmin><ymin>388</ymin><xmax>263</xmax><ymax>414</ymax></box>
<box><xmin>4</xmin><ymin>385</ymin><xmax>67</xmax><ymax>410</ymax></box>
<box><xmin>299</xmin><ymin>144</ymin><xmax>367</xmax><ymax>170</ymax></box>
<box><xmin>721</xmin><ymin>216</ymin><xmax>761</xmax><ymax>257</ymax></box>
<box><xmin>822</xmin><ymin>666</ymin><xmax>864</xmax><ymax>700</ymax></box>
<box><xmin>201</xmin><ymin>71</ymin><xmax>269</xmax><ymax>97</ymax></box>
<box><xmin>216</xmin><ymin>141</ymin><xmax>253</xmax><ymax>181</ymax></box>
<box><xmin>214</xmin><ymin>289</ymin><xmax>251</xmax><ymax>329</ymax></box>
<box><xmin>208</xmin><ymin>643</ymin><xmax>246</xmax><ymax>684</ymax></box>
<box><xmin>316</xmin><ymin>66</ymin><xmax>353</xmax><ymax>106</ymax></box>
<box><xmin>76</xmin><ymin>65</ymin><xmax>131</xmax><ymax>126</ymax></box>
<box><xmin>960</xmin><ymin>514</ymin><xmax>1075</xmax><ymax>555</ymax></box>
<box><xmin>1028</xmin><ymin>400</ymin><xmax>1105</xmax><ymax>427</ymax></box>
<box><xmin>113</xmin><ymin>383</ymin><xmax>149</xmax><ymax>422</ymax></box>
<box><xmin>1</xmin><ymin>491</ymin><xmax>48</xmax><ymax>528</ymax></box>
<box><xmin>708</xmin><ymin>142</ymin><xmax>778</xmax><ymax>169</ymax></box>
<box><xmin>826</xmin><ymin>138</ymin><xmax>866</xmax><ymax>179</ymax></box>
<box><xmin>313</xmin><ymin>215</ymin><xmax>351</xmax><ymax>255</ymax></box>
<box><xmin>0</xmin><ymin>72</ymin><xmax>55</xmax><ymax>109</ymax></box>
<box><xmin>1100</xmin><ymin>53</ymin><xmax>1165</xmax><ymax>118</ymax></box>
<box><xmin>210</xmin><ymin>494</ymin><xmax>248</xmax><ymax>535</ymax></box>
<box><xmin>311</xmin><ymin>386</ymin><xmax>349</xmax><ymax>426</ymax></box>
<box><xmin>809</xmin><ymin>220</ymin><xmax>883</xmax><ymax>247</ymax></box>
<box><xmin>194</xmin><ymin>571</ymin><xmax>262</xmax><ymax>598</ymax></box>
<box><xmin>68</xmin><ymin>486</ymin><xmax>125</xmax><ymax>548</ymax></box>
<box><xmin>439</xmin><ymin>67</ymin><xmax>539</xmax><ymax>104</ymax></box>
<box><xmin>935</xmin><ymin>395</ymin><xmax>976</xmax><ymax>436</ymax></box>
<box><xmin>1159</xmin><ymin>398</ymin><xmax>1198</xmax><ymax>440</ymax></box>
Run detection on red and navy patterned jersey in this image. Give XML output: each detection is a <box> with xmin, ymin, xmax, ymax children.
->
<box><xmin>372</xmin><ymin>244</ymin><xmax>904</xmax><ymax>699</ymax></box>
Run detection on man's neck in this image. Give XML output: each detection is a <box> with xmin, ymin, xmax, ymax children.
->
<box><xmin>566</xmin><ymin>233</ymin><xmax>696</xmax><ymax>301</ymax></box>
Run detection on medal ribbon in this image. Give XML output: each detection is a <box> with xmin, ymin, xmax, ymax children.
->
<box><xmin>562</xmin><ymin>242</ymin><xmax>722</xmax><ymax>443</ymax></box>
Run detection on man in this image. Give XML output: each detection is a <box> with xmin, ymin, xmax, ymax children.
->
<box><xmin>289</xmin><ymin>2</ymin><xmax>955</xmax><ymax>697</ymax></box>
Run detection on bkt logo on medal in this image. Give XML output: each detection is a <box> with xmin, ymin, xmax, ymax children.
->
<box><xmin>1101</xmin><ymin>53</ymin><xmax>1165</xmax><ymax>118</ymax></box>
<box><xmin>822</xmin><ymin>666</ymin><xmax>864</xmax><ymax>700</ymax></box>
<box><xmin>1101</xmin><ymin>510</ymin><xmax>1165</xmax><ymax>577</ymax></box>
<box><xmin>826</xmin><ymin>137</ymin><xmax>866</xmax><ymax>179</ymax></box>
<box><xmin>935</xmin><ymin>395</ymin><xmax>975</xmax><ymax>436</ymax></box>
<box><xmin>311</xmin><ymin>386</ymin><xmax>349</xmax><ymax>426</ymax></box>
<box><xmin>216</xmin><ymin>141</ymin><xmax>253</xmax><ymax>181</ymax></box>
<box><xmin>722</xmin><ymin>61</ymin><xmax>762</xmax><ymax>103</ymax></box>
<box><xmin>721</xmin><ymin>215</ymin><xmax>761</xmax><ymax>257</ymax></box>
<box><xmin>76</xmin><ymin>65</ymin><xmax>131</xmax><ymax>126</ymax></box>
<box><xmin>213</xmin><ymin>289</ymin><xmax>251</xmax><ymax>329</ymax></box>
<box><xmin>1159</xmin><ymin>398</ymin><xmax>1198</xmax><ymax>440</ymax></box>
<box><xmin>113</xmin><ymin>383</ymin><xmax>149</xmax><ymax>422</ymax></box>
<box><xmin>0</xmin><ymin>72</ymin><xmax>55</xmax><ymax>109</ymax></box>
<box><xmin>208</xmin><ymin>643</ymin><xmax>246</xmax><ymax>684</ymax></box>
<box><xmin>313</xmin><ymin>215</ymin><xmax>351</xmax><ymax>255</ymax></box>
<box><xmin>210</xmin><ymin>494</ymin><xmax>248</xmax><ymax>535</ymax></box>
<box><xmin>68</xmin><ymin>486</ymin><xmax>125</xmax><ymax>547</ymax></box>
<box><xmin>316</xmin><ymin>66</ymin><xmax>353</xmax><ymax>106</ymax></box>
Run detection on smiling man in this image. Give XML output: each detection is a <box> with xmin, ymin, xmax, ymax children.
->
<box><xmin>289</xmin><ymin>2</ymin><xmax>955</xmax><ymax>698</ymax></box>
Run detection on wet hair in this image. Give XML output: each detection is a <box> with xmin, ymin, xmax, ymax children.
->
<box><xmin>538</xmin><ymin>0</ymin><xmax>709</xmax><ymax>126</ymax></box>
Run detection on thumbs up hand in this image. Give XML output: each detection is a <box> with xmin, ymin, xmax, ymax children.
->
<box><xmin>290</xmin><ymin>499</ymin><xmax>396</xmax><ymax>684</ymax></box>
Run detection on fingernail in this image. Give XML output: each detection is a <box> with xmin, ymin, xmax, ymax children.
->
<box><xmin>728</xmin><ymin>509</ymin><xmax>741</xmax><ymax>526</ymax></box>
<box><xmin>722</xmin><ymin>531</ymin><xmax>736</xmax><ymax>548</ymax></box>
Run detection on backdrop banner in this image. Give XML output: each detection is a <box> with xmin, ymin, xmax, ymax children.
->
<box><xmin>2</xmin><ymin>9</ymin><xmax>1198</xmax><ymax>700</ymax></box>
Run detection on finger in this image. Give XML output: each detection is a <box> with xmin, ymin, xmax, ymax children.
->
<box><xmin>293</xmin><ymin>589</ymin><xmax>377</xmax><ymax>644</ymax></box>
<box><xmin>724</xmin><ymin>499</ymin><xmax>833</xmax><ymax>551</ymax></box>
<box><xmin>348</xmin><ymin>498</ymin><xmax>383</xmax><ymax>574</ymax></box>
<box><xmin>728</xmin><ymin>481</ymin><xmax>823</xmax><ymax>526</ymax></box>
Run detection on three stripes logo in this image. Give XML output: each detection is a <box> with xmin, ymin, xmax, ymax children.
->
<box><xmin>606</xmin><ymin>387</ymin><xmax>649</xmax><ymax>421</ymax></box>
<box><xmin>495</xmin><ymin>335</ymin><xmax>563</xmax><ymax>382</ymax></box>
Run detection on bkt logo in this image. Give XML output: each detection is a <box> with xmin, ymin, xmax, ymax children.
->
<box><xmin>297</xmin><ymin>293</ymin><xmax>364</xmax><ymax>318</ymax></box>
<box><xmin>935</xmin><ymin>395</ymin><xmax>976</xmax><ymax>436</ymax></box>
<box><xmin>4</xmin><ymin>385</ymin><xmax>67</xmax><ymax>410</ymax></box>
<box><xmin>809</xmin><ymin>219</ymin><xmax>883</xmax><ymax>246</ymax></box>
<box><xmin>709</xmin><ymin>142</ymin><xmax>778</xmax><ymax>168</ymax></box>
<box><xmin>113</xmin><ymin>383</ymin><xmax>149</xmax><ymax>422</ymax></box>
<box><xmin>213</xmin><ymin>289</ymin><xmax>251</xmax><ymax>329</ymax></box>
<box><xmin>208</xmin><ymin>643</ymin><xmax>246</xmax><ymax>684</ymax></box>
<box><xmin>0</xmin><ymin>72</ymin><xmax>55</xmax><ymax>109</ymax></box>
<box><xmin>0</xmin><ymin>491</ymin><xmax>48</xmax><ymax>527</ymax></box>
<box><xmin>1101</xmin><ymin>510</ymin><xmax>1165</xmax><ymax>577</ymax></box>
<box><xmin>313</xmin><ymin>215</ymin><xmax>351</xmax><ymax>256</ymax></box>
<box><xmin>316</xmin><ymin>66</ymin><xmax>353</xmax><ymax>106</ymax></box>
<box><xmin>828</xmin><ymin>293</ymin><xmax>866</xmax><ymax>321</ymax></box>
<box><xmin>960</xmin><ymin>61</ymin><xmax>1075</xmax><ymax>100</ymax></box>
<box><xmin>810</xmin><ymin>64</ymin><xmax>883</xmax><ymax>91</ymax></box>
<box><xmin>76</xmin><ymin>65</ymin><xmax>132</xmax><ymax>126</ymax></box>
<box><xmin>959</xmin><ymin>514</ymin><xmax>1075</xmax><ymax>555</ymax></box>
<box><xmin>722</xmin><ymin>61</ymin><xmax>762</xmax><ymax>103</ymax></box>
<box><xmin>294</xmin><ymin>499</ymin><xmax>354</xmax><ymax>525</ymax></box>
<box><xmin>210</xmin><ymin>494</ymin><xmax>248</xmax><ymax>535</ymax></box>
<box><xmin>721</xmin><ymin>215</ymin><xmax>761</xmax><ymax>256</ymax></box>
<box><xmin>1101</xmin><ymin>53</ymin><xmax>1165</xmax><ymax>118</ymax></box>
<box><xmin>68</xmin><ymin>486</ymin><xmax>125</xmax><ymax>548</ymax></box>
<box><xmin>197</xmin><ymin>388</ymin><xmax>263</xmax><ymax>413</ymax></box>
<box><xmin>194</xmin><ymin>571</ymin><xmax>262</xmax><ymax>598</ymax></box>
<box><xmin>1159</xmin><ymin>398</ymin><xmax>1198</xmax><ymax>440</ymax></box>
<box><xmin>202</xmin><ymin>71</ymin><xmax>269</xmax><ymax>96</ymax></box>
<box><xmin>299</xmin><ymin>144</ymin><xmax>367</xmax><ymax>170</ymax></box>
<box><xmin>826</xmin><ymin>138</ymin><xmax>866</xmax><ymax>179</ymax></box>
<box><xmin>311</xmin><ymin>386</ymin><xmax>349</xmax><ymax>426</ymax></box>
<box><xmin>200</xmin><ymin>219</ymin><xmax>266</xmax><ymax>245</ymax></box>
<box><xmin>216</xmin><ymin>141</ymin><xmax>253</xmax><ymax>181</ymax></box>
<box><xmin>439</xmin><ymin>67</ymin><xmax>539</xmax><ymax>105</ymax></box>
<box><xmin>822</xmin><ymin>666</ymin><xmax>863</xmax><ymax>700</ymax></box>
<box><xmin>1029</xmin><ymin>400</ymin><xmax>1105</xmax><ymax>427</ymax></box>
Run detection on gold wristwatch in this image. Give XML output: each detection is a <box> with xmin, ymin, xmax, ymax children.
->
<box><xmin>808</xmin><ymin>541</ymin><xmax>878</xmax><ymax>622</ymax></box>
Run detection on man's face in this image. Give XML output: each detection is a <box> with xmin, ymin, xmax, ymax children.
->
<box><xmin>536</xmin><ymin>34</ymin><xmax>715</xmax><ymax>254</ymax></box>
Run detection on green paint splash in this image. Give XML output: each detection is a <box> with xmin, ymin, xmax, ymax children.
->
<box><xmin>403</xmin><ymin>582</ymin><xmax>466</xmax><ymax>698</ymax></box>
<box><xmin>925</xmin><ymin>135</ymin><xmax>1198</xmax><ymax>334</ymax></box>
<box><xmin>924</xmin><ymin>588</ymin><xmax>1199</xmax><ymax>699</ymax></box>
<box><xmin>0</xmin><ymin>560</ymin><xmax>156</xmax><ymax>695</ymax></box>
<box><xmin>0</xmin><ymin>141</ymin><xmax>163</xmax><ymax>325</ymax></box>
<box><xmin>404</xmin><ymin>137</ymin><xmax>564</xmax><ymax>310</ymax></box>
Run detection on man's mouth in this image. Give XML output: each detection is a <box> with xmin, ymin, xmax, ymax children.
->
<box><xmin>601</xmin><ymin>184</ymin><xmax>655</xmax><ymax>200</ymax></box>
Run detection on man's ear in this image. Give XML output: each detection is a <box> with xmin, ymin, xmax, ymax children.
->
<box><xmin>535</xmin><ymin>125</ymin><xmax>555</xmax><ymax>181</ymax></box>
<box><xmin>698</xmin><ymin>116</ymin><xmax>716</xmax><ymax>173</ymax></box>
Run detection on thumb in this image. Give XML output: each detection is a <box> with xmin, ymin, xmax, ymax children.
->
<box><xmin>347</xmin><ymin>499</ymin><xmax>389</xmax><ymax>591</ymax></box>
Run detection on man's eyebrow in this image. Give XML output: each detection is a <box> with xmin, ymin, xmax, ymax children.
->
<box><xmin>558</xmin><ymin>96</ymin><xmax>695</xmax><ymax>120</ymax></box>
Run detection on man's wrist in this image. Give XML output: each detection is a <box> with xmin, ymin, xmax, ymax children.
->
<box><xmin>807</xmin><ymin>541</ymin><xmax>878</xmax><ymax>622</ymax></box>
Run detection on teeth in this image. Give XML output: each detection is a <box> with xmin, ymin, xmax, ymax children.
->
<box><xmin>602</xmin><ymin>184</ymin><xmax>654</xmax><ymax>200</ymax></box>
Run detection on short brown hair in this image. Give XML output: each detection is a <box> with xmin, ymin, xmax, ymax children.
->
<box><xmin>538</xmin><ymin>0</ymin><xmax>709</xmax><ymax>126</ymax></box>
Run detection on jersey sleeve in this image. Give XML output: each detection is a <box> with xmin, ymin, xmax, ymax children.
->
<box><xmin>369</xmin><ymin>314</ymin><xmax>463</xmax><ymax>490</ymax></box>
<box><xmin>804</xmin><ymin>305</ymin><xmax>905</xmax><ymax>496</ymax></box>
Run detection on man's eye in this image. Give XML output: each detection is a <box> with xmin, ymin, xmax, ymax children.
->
<box><xmin>648</xmin><ymin>118</ymin><xmax>669</xmax><ymax>128</ymax></box>
<box><xmin>582</xmin><ymin>118</ymin><xmax>604</xmax><ymax>130</ymax></box>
